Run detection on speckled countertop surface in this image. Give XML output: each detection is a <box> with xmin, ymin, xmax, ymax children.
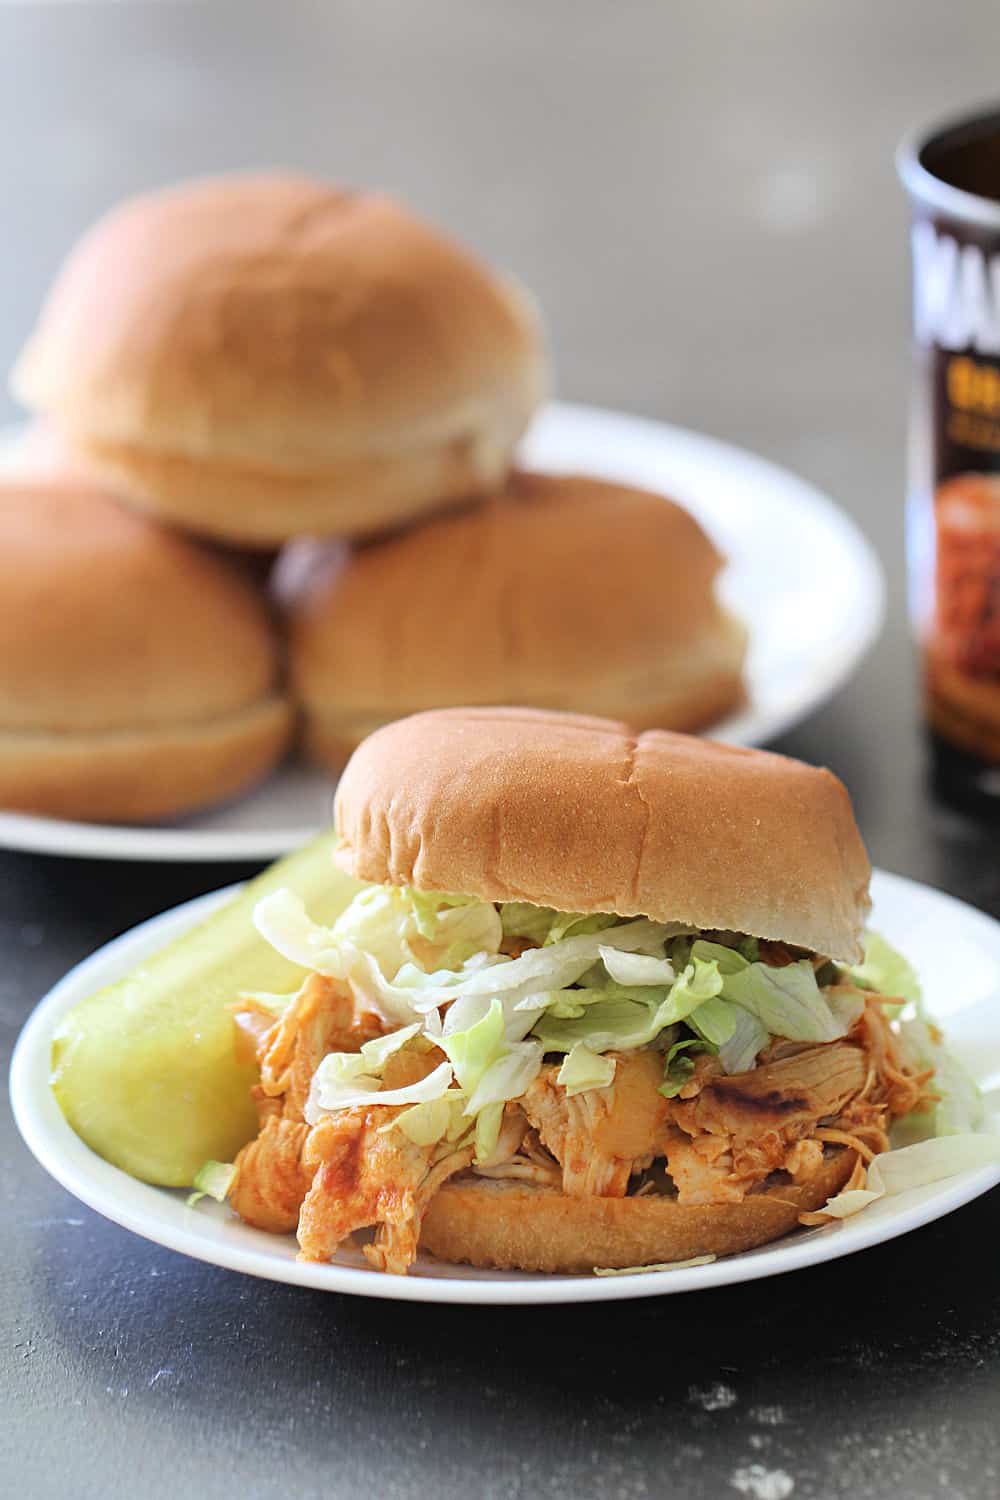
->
<box><xmin>3</xmin><ymin>5</ymin><xmax>1000</xmax><ymax>1497</ymax></box>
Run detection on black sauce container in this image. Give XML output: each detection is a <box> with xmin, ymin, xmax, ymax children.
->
<box><xmin>898</xmin><ymin>106</ymin><xmax>1000</xmax><ymax>813</ymax></box>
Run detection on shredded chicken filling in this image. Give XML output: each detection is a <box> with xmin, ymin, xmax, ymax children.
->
<box><xmin>226</xmin><ymin>963</ymin><xmax>934</xmax><ymax>1274</ymax></box>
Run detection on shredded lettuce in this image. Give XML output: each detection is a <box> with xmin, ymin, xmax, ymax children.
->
<box><xmin>438</xmin><ymin>998</ymin><xmax>505</xmax><ymax>1093</ymax></box>
<box><xmin>827</xmin><ymin>987</ymin><xmax>867</xmax><ymax>1031</ymax></box>
<box><xmin>848</xmin><ymin>930</ymin><xmax>922</xmax><ymax>1010</ymax></box>
<box><xmin>256</xmin><ymin>884</ymin><xmax>850</xmax><ymax>1076</ymax></box>
<box><xmin>306</xmin><ymin>1023</ymin><xmax>451</xmax><ymax>1122</ymax></box>
<box><xmin>593</xmin><ymin>1255</ymin><xmax>716</xmax><ymax>1276</ymax></box>
<box><xmin>717</xmin><ymin>1006</ymin><xmax>770</xmax><ymax>1074</ymax></box>
<box><xmin>498</xmin><ymin>904</ymin><xmax>623</xmax><ymax>946</ymax></box>
<box><xmin>678</xmin><ymin>938</ymin><xmax>742</xmax><ymax>974</ymax></box>
<box><xmin>391</xmin><ymin>1095</ymin><xmax>467</xmax><ymax>1147</ymax></box>
<box><xmin>442</xmin><ymin>984</ymin><xmax>548</xmax><ymax>1044</ymax></box>
<box><xmin>472</xmin><ymin>1103</ymin><xmax>505</xmax><ymax>1163</ymax></box>
<box><xmin>659</xmin><ymin>1038</ymin><xmax>712</xmax><ymax>1098</ymax></box>
<box><xmin>532</xmin><ymin>995</ymin><xmax>675</xmax><ymax>1054</ymax></box>
<box><xmin>307</xmin><ymin>1022</ymin><xmax>425</xmax><ymax>1114</ymax></box>
<box><xmin>418</xmin><ymin>900</ymin><xmax>504</xmax><ymax>970</ymax></box>
<box><xmin>599</xmin><ymin>946</ymin><xmax>675</xmax><ymax>988</ymax></box>
<box><xmin>335</xmin><ymin>885</ymin><xmax>502</xmax><ymax>971</ymax></box>
<box><xmin>353</xmin><ymin>918</ymin><xmax>674</xmax><ymax>1045</ymax></box>
<box><xmin>437</xmin><ymin>999</ymin><xmax>543</xmax><ymax>1160</ymax></box>
<box><xmin>407</xmin><ymin>889</ymin><xmax>479</xmax><ymax>936</ymax></box>
<box><xmin>253</xmin><ymin>888</ymin><xmax>351</xmax><ymax>977</ymax></box>
<box><xmin>359</xmin><ymin>1023</ymin><xmax>423</xmax><ymax>1071</ymax></box>
<box><xmin>187</xmin><ymin>1160</ymin><xmax>235</xmax><ymax>1206</ymax></box>
<box><xmin>500</xmin><ymin>902</ymin><xmax>558</xmax><ymax>944</ymax></box>
<box><xmin>332</xmin><ymin>885</ymin><xmax>422</xmax><ymax>972</ymax></box>
<box><xmin>465</xmin><ymin>1041</ymin><xmax>542</xmax><ymax>1118</ymax></box>
<box><xmin>427</xmin><ymin>920</ymin><xmax>666</xmax><ymax>1005</ymax></box>
<box><xmin>686</xmin><ymin>996</ymin><xmax>739</xmax><ymax>1047</ymax></box>
<box><xmin>307</xmin><ymin>1056</ymin><xmax>454</xmax><ymax>1122</ymax></box>
<box><xmin>254</xmin><ymin>885</ymin><xmax>502</xmax><ymax>1003</ymax></box>
<box><xmin>664</xmin><ymin>957</ymin><xmax>724</xmax><ymax>1013</ymax></box>
<box><xmin>546</xmin><ymin>912</ymin><xmax>622</xmax><ymax>945</ymax></box>
<box><xmin>816</xmin><ymin>1133</ymin><xmax>1000</xmax><ymax>1219</ymax></box>
<box><xmin>557</xmin><ymin>1042</ymin><xmax>617</xmax><ymax>1096</ymax></box>
<box><xmin>690</xmin><ymin>940</ymin><xmax>850</xmax><ymax>1044</ymax></box>
<box><xmin>897</xmin><ymin>1019</ymin><xmax>984</xmax><ymax>1136</ymax></box>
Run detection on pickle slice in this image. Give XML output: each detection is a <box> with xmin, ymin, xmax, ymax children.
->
<box><xmin>50</xmin><ymin>833</ymin><xmax>363</xmax><ymax>1186</ymax></box>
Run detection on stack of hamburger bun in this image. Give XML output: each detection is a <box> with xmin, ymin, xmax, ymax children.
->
<box><xmin>4</xmin><ymin>171</ymin><xmax>746</xmax><ymax>823</ymax></box>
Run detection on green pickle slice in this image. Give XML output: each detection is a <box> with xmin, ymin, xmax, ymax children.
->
<box><xmin>50</xmin><ymin>832</ymin><xmax>363</xmax><ymax>1187</ymax></box>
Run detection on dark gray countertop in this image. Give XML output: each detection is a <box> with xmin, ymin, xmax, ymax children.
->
<box><xmin>3</xmin><ymin>4</ymin><xmax>1000</xmax><ymax>1497</ymax></box>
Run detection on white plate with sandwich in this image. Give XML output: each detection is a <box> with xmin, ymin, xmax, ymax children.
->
<box><xmin>11</xmin><ymin>711</ymin><xmax>998</xmax><ymax>1304</ymax></box>
<box><xmin>0</xmin><ymin>400</ymin><xmax>884</xmax><ymax>862</ymax></box>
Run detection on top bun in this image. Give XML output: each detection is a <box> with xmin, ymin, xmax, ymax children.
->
<box><xmin>282</xmin><ymin>470</ymin><xmax>747</xmax><ymax>763</ymax></box>
<box><xmin>11</xmin><ymin>174</ymin><xmax>546</xmax><ymax>545</ymax></box>
<box><xmin>334</xmin><ymin>707</ymin><xmax>871</xmax><ymax>961</ymax></box>
<box><xmin>0</xmin><ymin>479</ymin><xmax>290</xmax><ymax>820</ymax></box>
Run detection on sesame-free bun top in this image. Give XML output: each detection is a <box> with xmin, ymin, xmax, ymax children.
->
<box><xmin>11</xmin><ymin>174</ymin><xmax>546</xmax><ymax>544</ymax></box>
<box><xmin>334</xmin><ymin>707</ymin><xmax>871</xmax><ymax>961</ymax></box>
<box><xmin>284</xmin><ymin>471</ymin><xmax>747</xmax><ymax>761</ymax></box>
<box><xmin>0</xmin><ymin>480</ymin><xmax>291</xmax><ymax>820</ymax></box>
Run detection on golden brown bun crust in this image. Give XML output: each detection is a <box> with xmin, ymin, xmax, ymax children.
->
<box><xmin>0</xmin><ymin>697</ymin><xmax>291</xmax><ymax>823</ymax></box>
<box><xmin>12</xmin><ymin>175</ymin><xmax>546</xmax><ymax>542</ymax></box>
<box><xmin>334</xmin><ymin>707</ymin><xmax>871</xmax><ymax>961</ymax></box>
<box><xmin>285</xmin><ymin>472</ymin><xmax>747</xmax><ymax>753</ymax></box>
<box><xmin>69</xmin><ymin>423</ymin><xmax>528</xmax><ymax>547</ymax></box>
<box><xmin>302</xmin><ymin>666</ymin><xmax>748</xmax><ymax>775</ymax></box>
<box><xmin>0</xmin><ymin>481</ymin><xmax>281</xmax><ymax>732</ymax></box>
<box><xmin>419</xmin><ymin>1149</ymin><xmax>856</xmax><ymax>1273</ymax></box>
<box><xmin>0</xmin><ymin>479</ymin><xmax>292</xmax><ymax>819</ymax></box>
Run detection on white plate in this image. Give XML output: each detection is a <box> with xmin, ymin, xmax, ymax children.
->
<box><xmin>10</xmin><ymin>869</ymin><xmax>999</xmax><ymax>1305</ymax></box>
<box><xmin>0</xmin><ymin>402</ymin><xmax>884</xmax><ymax>860</ymax></box>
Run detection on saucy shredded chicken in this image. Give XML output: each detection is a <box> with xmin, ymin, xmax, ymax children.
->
<box><xmin>228</xmin><ymin>974</ymin><xmax>385</xmax><ymax>1230</ymax></box>
<box><xmin>520</xmin><ymin>1051</ymin><xmax>670</xmax><ymax>1196</ymax></box>
<box><xmin>225</xmin><ymin>970</ymin><xmax>934</xmax><ymax>1273</ymax></box>
<box><xmin>298</xmin><ymin>1106</ymin><xmax>473</xmax><ymax>1273</ymax></box>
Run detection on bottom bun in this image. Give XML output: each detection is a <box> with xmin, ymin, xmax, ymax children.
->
<box><xmin>72</xmin><ymin>427</ymin><xmax>516</xmax><ymax>547</ymax></box>
<box><xmin>418</xmin><ymin>1150</ymin><xmax>855</xmax><ymax>1273</ymax></box>
<box><xmin>0</xmin><ymin>695</ymin><xmax>292</xmax><ymax>823</ymax></box>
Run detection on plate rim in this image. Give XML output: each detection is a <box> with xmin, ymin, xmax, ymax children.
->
<box><xmin>0</xmin><ymin>398</ymin><xmax>885</xmax><ymax>865</ymax></box>
<box><xmin>10</xmin><ymin>867</ymin><xmax>999</xmax><ymax>1306</ymax></box>
<box><xmin>0</xmin><ymin>805</ymin><xmax>313</xmax><ymax>864</ymax></box>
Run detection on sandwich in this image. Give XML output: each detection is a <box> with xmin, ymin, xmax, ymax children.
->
<box><xmin>0</xmin><ymin>479</ymin><xmax>291</xmax><ymax>822</ymax></box>
<box><xmin>277</xmin><ymin>470</ymin><xmax>747</xmax><ymax>767</ymax></box>
<box><xmin>11</xmin><ymin>174</ymin><xmax>547</xmax><ymax>546</ymax></box>
<box><xmin>205</xmin><ymin>707</ymin><xmax>978</xmax><ymax>1275</ymax></box>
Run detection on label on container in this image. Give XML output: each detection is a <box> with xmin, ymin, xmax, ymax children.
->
<box><xmin>911</xmin><ymin>217</ymin><xmax>1000</xmax><ymax>762</ymax></box>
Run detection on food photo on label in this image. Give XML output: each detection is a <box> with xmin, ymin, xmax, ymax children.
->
<box><xmin>900</xmin><ymin>104</ymin><xmax>1000</xmax><ymax>811</ymax></box>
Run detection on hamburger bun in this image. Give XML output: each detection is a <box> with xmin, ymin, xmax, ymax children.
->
<box><xmin>334</xmin><ymin>706</ymin><xmax>871</xmax><ymax>960</ymax></box>
<box><xmin>11</xmin><ymin>174</ymin><xmax>546</xmax><ymax>545</ymax></box>
<box><xmin>282</xmin><ymin>471</ymin><xmax>747</xmax><ymax>765</ymax></box>
<box><xmin>0</xmin><ymin>480</ymin><xmax>291</xmax><ymax>821</ymax></box>
<box><xmin>419</xmin><ymin>1147</ymin><xmax>856</xmax><ymax>1272</ymax></box>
